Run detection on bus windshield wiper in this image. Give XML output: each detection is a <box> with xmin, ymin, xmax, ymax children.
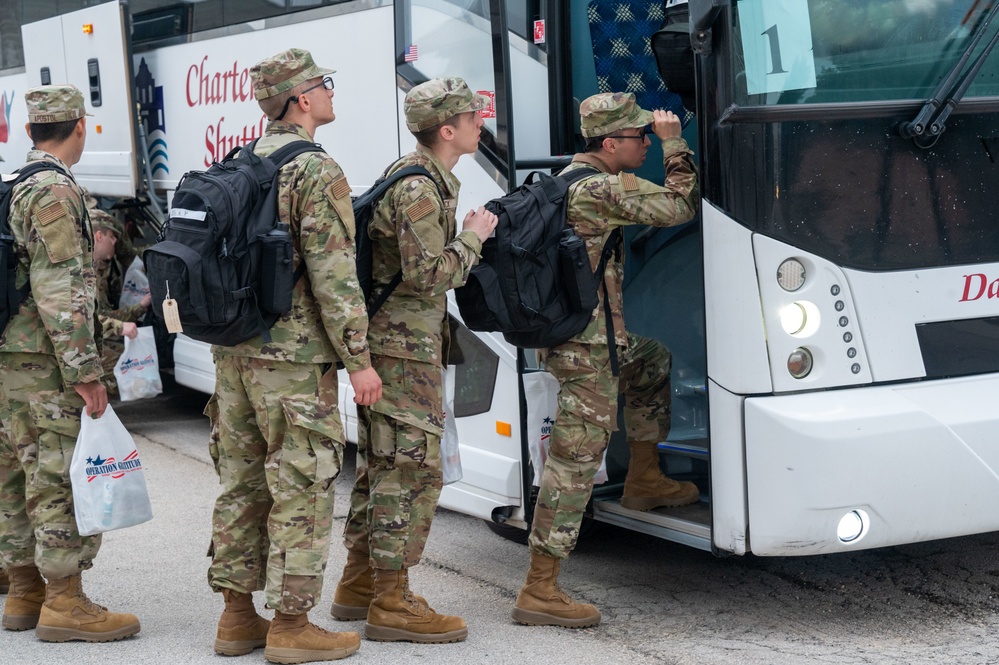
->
<box><xmin>899</xmin><ymin>0</ymin><xmax>999</xmax><ymax>147</ymax></box>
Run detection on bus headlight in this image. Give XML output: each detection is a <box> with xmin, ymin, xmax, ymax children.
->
<box><xmin>787</xmin><ymin>347</ymin><xmax>813</xmax><ymax>378</ymax></box>
<box><xmin>776</xmin><ymin>258</ymin><xmax>806</xmax><ymax>291</ymax></box>
<box><xmin>779</xmin><ymin>300</ymin><xmax>821</xmax><ymax>337</ymax></box>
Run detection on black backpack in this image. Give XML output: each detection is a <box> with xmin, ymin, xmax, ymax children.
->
<box><xmin>351</xmin><ymin>164</ymin><xmax>441</xmax><ymax>317</ymax></box>
<box><xmin>1</xmin><ymin>161</ymin><xmax>69</xmax><ymax>337</ymax></box>
<box><xmin>144</xmin><ymin>139</ymin><xmax>322</xmax><ymax>346</ymax></box>
<box><xmin>455</xmin><ymin>167</ymin><xmax>622</xmax><ymax>350</ymax></box>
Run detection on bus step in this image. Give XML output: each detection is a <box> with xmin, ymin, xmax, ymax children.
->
<box><xmin>657</xmin><ymin>441</ymin><xmax>708</xmax><ymax>459</ymax></box>
<box><xmin>593</xmin><ymin>499</ymin><xmax>711</xmax><ymax>551</ymax></box>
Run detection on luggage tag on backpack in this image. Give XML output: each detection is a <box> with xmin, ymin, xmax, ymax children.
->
<box><xmin>162</xmin><ymin>281</ymin><xmax>184</xmax><ymax>334</ymax></box>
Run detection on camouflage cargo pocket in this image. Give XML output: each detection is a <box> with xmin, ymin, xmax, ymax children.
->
<box><xmin>279</xmin><ymin>398</ymin><xmax>343</xmax><ymax>492</ymax></box>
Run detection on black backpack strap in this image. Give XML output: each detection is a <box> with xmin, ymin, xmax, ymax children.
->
<box><xmin>2</xmin><ymin>161</ymin><xmax>74</xmax><ymax>307</ymax></box>
<box><xmin>596</xmin><ymin>228</ymin><xmax>623</xmax><ymax>376</ymax></box>
<box><xmin>266</xmin><ymin>139</ymin><xmax>325</xmax><ymax>170</ymax></box>
<box><xmin>364</xmin><ymin>165</ymin><xmax>442</xmax><ymax>317</ymax></box>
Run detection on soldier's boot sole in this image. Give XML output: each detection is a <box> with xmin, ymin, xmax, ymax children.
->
<box><xmin>363</xmin><ymin>623</ymin><xmax>467</xmax><ymax>644</ymax></box>
<box><xmin>330</xmin><ymin>602</ymin><xmax>368</xmax><ymax>621</ymax></box>
<box><xmin>34</xmin><ymin>622</ymin><xmax>140</xmax><ymax>643</ymax></box>
<box><xmin>510</xmin><ymin>606</ymin><xmax>601</xmax><ymax>628</ymax></box>
<box><xmin>215</xmin><ymin>635</ymin><xmax>268</xmax><ymax>656</ymax></box>
<box><xmin>263</xmin><ymin>642</ymin><xmax>359</xmax><ymax>664</ymax></box>
<box><xmin>2</xmin><ymin>612</ymin><xmax>40</xmax><ymax>631</ymax></box>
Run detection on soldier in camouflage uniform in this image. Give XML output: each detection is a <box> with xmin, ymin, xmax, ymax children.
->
<box><xmin>0</xmin><ymin>85</ymin><xmax>141</xmax><ymax>641</ymax></box>
<box><xmin>205</xmin><ymin>49</ymin><xmax>380</xmax><ymax>663</ymax></box>
<box><xmin>332</xmin><ymin>78</ymin><xmax>497</xmax><ymax>643</ymax></box>
<box><xmin>90</xmin><ymin>210</ymin><xmax>150</xmax><ymax>400</ymax></box>
<box><xmin>512</xmin><ymin>92</ymin><xmax>699</xmax><ymax>628</ymax></box>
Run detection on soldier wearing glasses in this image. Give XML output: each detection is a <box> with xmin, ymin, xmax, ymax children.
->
<box><xmin>512</xmin><ymin>92</ymin><xmax>700</xmax><ymax>628</ymax></box>
<box><xmin>206</xmin><ymin>48</ymin><xmax>380</xmax><ymax>663</ymax></box>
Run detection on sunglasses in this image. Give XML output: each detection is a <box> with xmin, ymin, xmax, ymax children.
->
<box><xmin>604</xmin><ymin>125</ymin><xmax>654</xmax><ymax>140</ymax></box>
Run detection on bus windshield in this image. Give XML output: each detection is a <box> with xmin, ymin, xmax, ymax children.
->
<box><xmin>704</xmin><ymin>0</ymin><xmax>999</xmax><ymax>272</ymax></box>
<box><xmin>732</xmin><ymin>0</ymin><xmax>999</xmax><ymax>106</ymax></box>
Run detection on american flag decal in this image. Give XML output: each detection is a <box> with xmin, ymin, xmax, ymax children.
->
<box><xmin>404</xmin><ymin>44</ymin><xmax>418</xmax><ymax>62</ymax></box>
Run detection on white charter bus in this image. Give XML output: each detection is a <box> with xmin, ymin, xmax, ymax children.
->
<box><xmin>3</xmin><ymin>0</ymin><xmax>999</xmax><ymax>557</ymax></box>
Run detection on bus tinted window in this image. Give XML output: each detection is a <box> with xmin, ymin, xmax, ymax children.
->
<box><xmin>732</xmin><ymin>0</ymin><xmax>999</xmax><ymax>105</ymax></box>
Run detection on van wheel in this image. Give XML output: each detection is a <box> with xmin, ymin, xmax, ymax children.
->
<box><xmin>483</xmin><ymin>519</ymin><xmax>529</xmax><ymax>545</ymax></box>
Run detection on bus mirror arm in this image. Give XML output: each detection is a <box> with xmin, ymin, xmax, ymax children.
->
<box><xmin>689</xmin><ymin>0</ymin><xmax>726</xmax><ymax>55</ymax></box>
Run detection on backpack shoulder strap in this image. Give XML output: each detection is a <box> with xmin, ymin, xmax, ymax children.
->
<box><xmin>266</xmin><ymin>140</ymin><xmax>325</xmax><ymax>170</ymax></box>
<box><xmin>361</xmin><ymin>165</ymin><xmax>442</xmax><ymax>318</ymax></box>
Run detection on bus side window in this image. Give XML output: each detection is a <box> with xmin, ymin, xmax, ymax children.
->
<box><xmin>449</xmin><ymin>318</ymin><xmax>500</xmax><ymax>418</ymax></box>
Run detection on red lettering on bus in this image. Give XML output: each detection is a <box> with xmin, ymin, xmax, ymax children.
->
<box><xmin>960</xmin><ymin>273</ymin><xmax>999</xmax><ymax>301</ymax></box>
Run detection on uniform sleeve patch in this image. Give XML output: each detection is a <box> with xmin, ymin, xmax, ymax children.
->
<box><xmin>35</xmin><ymin>201</ymin><xmax>70</xmax><ymax>226</ymax></box>
<box><xmin>620</xmin><ymin>172</ymin><xmax>639</xmax><ymax>192</ymax></box>
<box><xmin>330</xmin><ymin>175</ymin><xmax>351</xmax><ymax>200</ymax></box>
<box><xmin>405</xmin><ymin>197</ymin><xmax>436</xmax><ymax>223</ymax></box>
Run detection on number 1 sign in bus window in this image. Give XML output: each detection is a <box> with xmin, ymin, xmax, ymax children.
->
<box><xmin>738</xmin><ymin>0</ymin><xmax>816</xmax><ymax>97</ymax></box>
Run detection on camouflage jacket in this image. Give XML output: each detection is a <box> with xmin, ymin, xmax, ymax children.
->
<box><xmin>562</xmin><ymin>137</ymin><xmax>699</xmax><ymax>347</ymax></box>
<box><xmin>97</xmin><ymin>257</ymin><xmax>144</xmax><ymax>339</ymax></box>
<box><xmin>0</xmin><ymin>150</ymin><xmax>102</xmax><ymax>386</ymax></box>
<box><xmin>366</xmin><ymin>144</ymin><xmax>482</xmax><ymax>366</ymax></box>
<box><xmin>213</xmin><ymin>121</ymin><xmax>371</xmax><ymax>371</ymax></box>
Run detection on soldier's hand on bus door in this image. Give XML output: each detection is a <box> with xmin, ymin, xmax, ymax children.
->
<box><xmin>652</xmin><ymin>109</ymin><xmax>682</xmax><ymax>140</ymax></box>
<box><xmin>75</xmin><ymin>381</ymin><xmax>109</xmax><ymax>419</ymax></box>
<box><xmin>349</xmin><ymin>366</ymin><xmax>383</xmax><ymax>405</ymax></box>
<box><xmin>463</xmin><ymin>206</ymin><xmax>498</xmax><ymax>243</ymax></box>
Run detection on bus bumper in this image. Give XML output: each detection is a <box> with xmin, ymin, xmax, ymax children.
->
<box><xmin>744</xmin><ymin>373</ymin><xmax>999</xmax><ymax>555</ymax></box>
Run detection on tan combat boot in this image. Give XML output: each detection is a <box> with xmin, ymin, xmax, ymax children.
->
<box><xmin>34</xmin><ymin>575</ymin><xmax>140</xmax><ymax>642</ymax></box>
<box><xmin>512</xmin><ymin>552</ymin><xmax>601</xmax><ymax>628</ymax></box>
<box><xmin>214</xmin><ymin>588</ymin><xmax>270</xmax><ymax>656</ymax></box>
<box><xmin>2</xmin><ymin>565</ymin><xmax>46</xmax><ymax>630</ymax></box>
<box><xmin>620</xmin><ymin>442</ymin><xmax>699</xmax><ymax>511</ymax></box>
<box><xmin>264</xmin><ymin>611</ymin><xmax>360</xmax><ymax>663</ymax></box>
<box><xmin>0</xmin><ymin>568</ymin><xmax>8</xmax><ymax>594</ymax></box>
<box><xmin>331</xmin><ymin>553</ymin><xmax>429</xmax><ymax>621</ymax></box>
<box><xmin>364</xmin><ymin>569</ymin><xmax>466</xmax><ymax>643</ymax></box>
<box><xmin>331</xmin><ymin>551</ymin><xmax>373</xmax><ymax>621</ymax></box>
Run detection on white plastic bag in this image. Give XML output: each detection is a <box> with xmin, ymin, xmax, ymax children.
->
<box><xmin>524</xmin><ymin>370</ymin><xmax>608</xmax><ymax>487</ymax></box>
<box><xmin>118</xmin><ymin>257</ymin><xmax>149</xmax><ymax>308</ymax></box>
<box><xmin>113</xmin><ymin>327</ymin><xmax>162</xmax><ymax>401</ymax></box>
<box><xmin>71</xmin><ymin>404</ymin><xmax>154</xmax><ymax>536</ymax></box>
<box><xmin>441</xmin><ymin>368</ymin><xmax>462</xmax><ymax>485</ymax></box>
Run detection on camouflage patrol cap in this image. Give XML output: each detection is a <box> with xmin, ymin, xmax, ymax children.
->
<box><xmin>579</xmin><ymin>92</ymin><xmax>654</xmax><ymax>138</ymax></box>
<box><xmin>90</xmin><ymin>209</ymin><xmax>124</xmax><ymax>239</ymax></box>
<box><xmin>404</xmin><ymin>77</ymin><xmax>488</xmax><ymax>132</ymax></box>
<box><xmin>251</xmin><ymin>48</ymin><xmax>335</xmax><ymax>101</ymax></box>
<box><xmin>25</xmin><ymin>85</ymin><xmax>92</xmax><ymax>124</ymax></box>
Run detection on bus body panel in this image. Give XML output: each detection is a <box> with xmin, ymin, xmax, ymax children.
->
<box><xmin>21</xmin><ymin>1</ymin><xmax>138</xmax><ymax>197</ymax></box>
<box><xmin>707</xmin><ymin>379</ymin><xmax>748</xmax><ymax>555</ymax></box>
<box><xmin>745</xmin><ymin>373</ymin><xmax>999</xmax><ymax>556</ymax></box>
<box><xmin>702</xmin><ymin>202</ymin><xmax>772</xmax><ymax>395</ymax></box>
<box><xmin>845</xmin><ymin>263</ymin><xmax>999</xmax><ymax>382</ymax></box>
<box><xmin>137</xmin><ymin>5</ymin><xmax>399</xmax><ymax>194</ymax></box>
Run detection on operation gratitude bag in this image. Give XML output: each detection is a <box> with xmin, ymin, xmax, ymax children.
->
<box><xmin>0</xmin><ymin>161</ymin><xmax>69</xmax><ymax>337</ymax></box>
<box><xmin>455</xmin><ymin>166</ymin><xmax>621</xmax><ymax>349</ymax></box>
<box><xmin>143</xmin><ymin>139</ymin><xmax>323</xmax><ymax>346</ymax></box>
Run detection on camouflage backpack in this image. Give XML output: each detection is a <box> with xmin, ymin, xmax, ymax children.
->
<box><xmin>0</xmin><ymin>161</ymin><xmax>67</xmax><ymax>337</ymax></box>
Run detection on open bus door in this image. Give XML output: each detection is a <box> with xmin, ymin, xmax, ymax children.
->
<box><xmin>417</xmin><ymin>0</ymin><xmax>713</xmax><ymax>552</ymax></box>
<box><xmin>21</xmin><ymin>0</ymin><xmax>139</xmax><ymax>199</ymax></box>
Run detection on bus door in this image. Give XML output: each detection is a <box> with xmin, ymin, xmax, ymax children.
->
<box><xmin>21</xmin><ymin>0</ymin><xmax>139</xmax><ymax>198</ymax></box>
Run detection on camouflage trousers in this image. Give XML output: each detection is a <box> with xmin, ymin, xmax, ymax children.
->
<box><xmin>529</xmin><ymin>333</ymin><xmax>671</xmax><ymax>559</ymax></box>
<box><xmin>99</xmin><ymin>337</ymin><xmax>124</xmax><ymax>401</ymax></box>
<box><xmin>207</xmin><ymin>356</ymin><xmax>345</xmax><ymax>614</ymax></box>
<box><xmin>343</xmin><ymin>356</ymin><xmax>443</xmax><ymax>571</ymax></box>
<box><xmin>0</xmin><ymin>352</ymin><xmax>102</xmax><ymax>578</ymax></box>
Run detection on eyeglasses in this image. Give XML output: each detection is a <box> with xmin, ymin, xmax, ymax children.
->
<box><xmin>276</xmin><ymin>76</ymin><xmax>335</xmax><ymax>120</ymax></box>
<box><xmin>302</xmin><ymin>76</ymin><xmax>335</xmax><ymax>93</ymax></box>
<box><xmin>604</xmin><ymin>125</ymin><xmax>653</xmax><ymax>140</ymax></box>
